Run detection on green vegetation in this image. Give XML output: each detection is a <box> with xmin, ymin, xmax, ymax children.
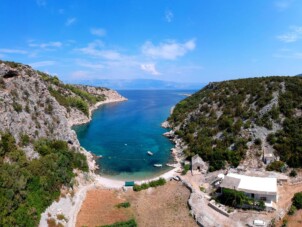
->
<box><xmin>217</xmin><ymin>188</ymin><xmax>265</xmax><ymax>211</ymax></box>
<box><xmin>266</xmin><ymin>161</ymin><xmax>286</xmax><ymax>172</ymax></box>
<box><xmin>116</xmin><ymin>202</ymin><xmax>131</xmax><ymax>208</ymax></box>
<box><xmin>0</xmin><ymin>132</ymin><xmax>88</xmax><ymax>226</ymax></box>
<box><xmin>182</xmin><ymin>164</ymin><xmax>190</xmax><ymax>175</ymax></box>
<box><xmin>292</xmin><ymin>192</ymin><xmax>302</xmax><ymax>209</ymax></box>
<box><xmin>133</xmin><ymin>178</ymin><xmax>166</xmax><ymax>191</ymax></box>
<box><xmin>288</xmin><ymin>205</ymin><xmax>297</xmax><ymax>215</ymax></box>
<box><xmin>0</xmin><ymin>60</ymin><xmax>21</xmax><ymax>68</ymax></box>
<box><xmin>48</xmin><ymin>87</ymin><xmax>90</xmax><ymax>116</ymax></box>
<box><xmin>289</xmin><ymin>169</ymin><xmax>297</xmax><ymax>177</ymax></box>
<box><xmin>13</xmin><ymin>102</ymin><xmax>22</xmax><ymax>113</ymax></box>
<box><xmin>19</xmin><ymin>133</ymin><xmax>30</xmax><ymax>146</ymax></box>
<box><xmin>100</xmin><ymin>219</ymin><xmax>137</xmax><ymax>227</ymax></box>
<box><xmin>168</xmin><ymin>76</ymin><xmax>302</xmax><ymax>170</ymax></box>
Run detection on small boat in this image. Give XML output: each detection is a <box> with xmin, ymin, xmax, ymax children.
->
<box><xmin>98</xmin><ymin>155</ymin><xmax>103</xmax><ymax>158</ymax></box>
<box><xmin>154</xmin><ymin>164</ymin><xmax>162</xmax><ymax>167</ymax></box>
<box><xmin>147</xmin><ymin>151</ymin><xmax>153</xmax><ymax>156</ymax></box>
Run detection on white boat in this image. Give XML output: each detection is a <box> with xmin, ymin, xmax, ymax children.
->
<box><xmin>154</xmin><ymin>164</ymin><xmax>162</xmax><ymax>167</ymax></box>
<box><xmin>147</xmin><ymin>151</ymin><xmax>153</xmax><ymax>156</ymax></box>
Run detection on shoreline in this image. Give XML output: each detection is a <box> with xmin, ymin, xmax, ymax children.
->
<box><xmin>40</xmin><ymin>93</ymin><xmax>185</xmax><ymax>227</ymax></box>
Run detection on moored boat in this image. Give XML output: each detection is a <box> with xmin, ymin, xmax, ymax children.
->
<box><xmin>147</xmin><ymin>151</ymin><xmax>153</xmax><ymax>156</ymax></box>
<box><xmin>154</xmin><ymin>164</ymin><xmax>162</xmax><ymax>167</ymax></box>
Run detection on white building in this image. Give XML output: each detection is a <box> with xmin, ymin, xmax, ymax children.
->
<box><xmin>219</xmin><ymin>173</ymin><xmax>277</xmax><ymax>209</ymax></box>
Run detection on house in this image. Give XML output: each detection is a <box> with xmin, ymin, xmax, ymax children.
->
<box><xmin>191</xmin><ymin>154</ymin><xmax>206</xmax><ymax>171</ymax></box>
<box><xmin>219</xmin><ymin>173</ymin><xmax>277</xmax><ymax>209</ymax></box>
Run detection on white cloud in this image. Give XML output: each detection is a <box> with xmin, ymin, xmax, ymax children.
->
<box><xmin>0</xmin><ymin>48</ymin><xmax>27</xmax><ymax>54</ymax></box>
<box><xmin>275</xmin><ymin>0</ymin><xmax>292</xmax><ymax>11</ymax></box>
<box><xmin>70</xmin><ymin>70</ymin><xmax>91</xmax><ymax>79</ymax></box>
<box><xmin>78</xmin><ymin>40</ymin><xmax>122</xmax><ymax>60</ymax></box>
<box><xmin>29</xmin><ymin>61</ymin><xmax>56</xmax><ymax>68</ymax></box>
<box><xmin>140</xmin><ymin>63</ymin><xmax>160</xmax><ymax>75</ymax></box>
<box><xmin>91</xmin><ymin>28</ymin><xmax>107</xmax><ymax>37</ymax></box>
<box><xmin>165</xmin><ymin>10</ymin><xmax>174</xmax><ymax>23</ymax></box>
<box><xmin>277</xmin><ymin>26</ymin><xmax>302</xmax><ymax>43</ymax></box>
<box><xmin>77</xmin><ymin>60</ymin><xmax>104</xmax><ymax>69</ymax></box>
<box><xmin>36</xmin><ymin>0</ymin><xmax>46</xmax><ymax>6</ymax></box>
<box><xmin>65</xmin><ymin>17</ymin><xmax>76</xmax><ymax>26</ymax></box>
<box><xmin>142</xmin><ymin>39</ymin><xmax>196</xmax><ymax>60</ymax></box>
<box><xmin>29</xmin><ymin>41</ymin><xmax>62</xmax><ymax>49</ymax></box>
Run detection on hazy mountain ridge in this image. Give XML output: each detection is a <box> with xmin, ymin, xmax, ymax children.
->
<box><xmin>66</xmin><ymin>78</ymin><xmax>204</xmax><ymax>90</ymax></box>
<box><xmin>168</xmin><ymin>76</ymin><xmax>302</xmax><ymax>171</ymax></box>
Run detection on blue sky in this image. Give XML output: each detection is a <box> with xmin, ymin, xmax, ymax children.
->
<box><xmin>0</xmin><ymin>0</ymin><xmax>302</xmax><ymax>84</ymax></box>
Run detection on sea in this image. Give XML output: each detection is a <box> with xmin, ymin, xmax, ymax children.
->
<box><xmin>73</xmin><ymin>90</ymin><xmax>195</xmax><ymax>180</ymax></box>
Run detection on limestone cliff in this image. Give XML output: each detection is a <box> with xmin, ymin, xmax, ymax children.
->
<box><xmin>0</xmin><ymin>60</ymin><xmax>126</xmax><ymax>160</ymax></box>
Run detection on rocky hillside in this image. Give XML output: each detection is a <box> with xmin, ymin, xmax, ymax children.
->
<box><xmin>0</xmin><ymin>60</ymin><xmax>126</xmax><ymax>226</ymax></box>
<box><xmin>0</xmin><ymin>60</ymin><xmax>126</xmax><ymax>157</ymax></box>
<box><xmin>168</xmin><ymin>76</ymin><xmax>302</xmax><ymax>172</ymax></box>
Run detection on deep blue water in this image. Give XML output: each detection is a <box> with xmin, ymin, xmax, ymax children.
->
<box><xmin>73</xmin><ymin>90</ymin><xmax>193</xmax><ymax>180</ymax></box>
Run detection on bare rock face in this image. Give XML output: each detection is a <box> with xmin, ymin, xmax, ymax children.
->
<box><xmin>0</xmin><ymin>61</ymin><xmax>126</xmax><ymax>159</ymax></box>
<box><xmin>0</xmin><ymin>63</ymin><xmax>78</xmax><ymax>148</ymax></box>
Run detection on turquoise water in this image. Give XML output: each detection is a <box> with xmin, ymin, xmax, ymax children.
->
<box><xmin>73</xmin><ymin>90</ymin><xmax>193</xmax><ymax>180</ymax></box>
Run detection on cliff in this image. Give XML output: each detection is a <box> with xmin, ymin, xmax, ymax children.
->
<box><xmin>167</xmin><ymin>76</ymin><xmax>302</xmax><ymax>172</ymax></box>
<box><xmin>0</xmin><ymin>60</ymin><xmax>127</xmax><ymax>226</ymax></box>
<box><xmin>0</xmin><ymin>60</ymin><xmax>126</xmax><ymax>159</ymax></box>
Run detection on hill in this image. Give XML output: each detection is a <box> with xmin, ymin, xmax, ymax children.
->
<box><xmin>0</xmin><ymin>60</ymin><xmax>126</xmax><ymax>226</ymax></box>
<box><xmin>168</xmin><ymin>76</ymin><xmax>302</xmax><ymax>171</ymax></box>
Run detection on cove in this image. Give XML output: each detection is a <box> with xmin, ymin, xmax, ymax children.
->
<box><xmin>73</xmin><ymin>90</ymin><xmax>193</xmax><ymax>180</ymax></box>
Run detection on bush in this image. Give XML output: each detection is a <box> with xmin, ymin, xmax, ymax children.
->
<box><xmin>266</xmin><ymin>161</ymin><xmax>286</xmax><ymax>172</ymax></box>
<box><xmin>116</xmin><ymin>202</ymin><xmax>130</xmax><ymax>208</ymax></box>
<box><xmin>288</xmin><ymin>205</ymin><xmax>297</xmax><ymax>215</ymax></box>
<box><xmin>254</xmin><ymin>138</ymin><xmax>262</xmax><ymax>146</ymax></box>
<box><xmin>290</xmin><ymin>169</ymin><xmax>297</xmax><ymax>177</ymax></box>
<box><xmin>100</xmin><ymin>219</ymin><xmax>137</xmax><ymax>227</ymax></box>
<box><xmin>133</xmin><ymin>178</ymin><xmax>166</xmax><ymax>191</ymax></box>
<box><xmin>13</xmin><ymin>102</ymin><xmax>22</xmax><ymax>113</ymax></box>
<box><xmin>182</xmin><ymin>164</ymin><xmax>190</xmax><ymax>175</ymax></box>
<box><xmin>292</xmin><ymin>192</ymin><xmax>302</xmax><ymax>209</ymax></box>
<box><xmin>19</xmin><ymin>134</ymin><xmax>30</xmax><ymax>146</ymax></box>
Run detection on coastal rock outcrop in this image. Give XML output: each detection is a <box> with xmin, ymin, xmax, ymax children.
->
<box><xmin>0</xmin><ymin>60</ymin><xmax>126</xmax><ymax>160</ymax></box>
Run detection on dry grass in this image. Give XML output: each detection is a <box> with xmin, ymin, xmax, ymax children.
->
<box><xmin>76</xmin><ymin>189</ymin><xmax>132</xmax><ymax>227</ymax></box>
<box><xmin>76</xmin><ymin>180</ymin><xmax>196</xmax><ymax>227</ymax></box>
<box><xmin>125</xmin><ymin>180</ymin><xmax>197</xmax><ymax>227</ymax></box>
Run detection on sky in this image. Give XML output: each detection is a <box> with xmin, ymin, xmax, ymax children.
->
<box><xmin>0</xmin><ymin>0</ymin><xmax>302</xmax><ymax>85</ymax></box>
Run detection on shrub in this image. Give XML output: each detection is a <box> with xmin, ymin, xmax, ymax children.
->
<box><xmin>288</xmin><ymin>205</ymin><xmax>297</xmax><ymax>215</ymax></box>
<box><xmin>133</xmin><ymin>178</ymin><xmax>166</xmax><ymax>191</ymax></box>
<box><xmin>266</xmin><ymin>161</ymin><xmax>286</xmax><ymax>172</ymax></box>
<box><xmin>100</xmin><ymin>219</ymin><xmax>137</xmax><ymax>227</ymax></box>
<box><xmin>254</xmin><ymin>138</ymin><xmax>262</xmax><ymax>146</ymax></box>
<box><xmin>292</xmin><ymin>192</ymin><xmax>302</xmax><ymax>209</ymax></box>
<box><xmin>20</xmin><ymin>134</ymin><xmax>30</xmax><ymax>146</ymax></box>
<box><xmin>182</xmin><ymin>164</ymin><xmax>190</xmax><ymax>175</ymax></box>
<box><xmin>290</xmin><ymin>169</ymin><xmax>297</xmax><ymax>177</ymax></box>
<box><xmin>116</xmin><ymin>202</ymin><xmax>130</xmax><ymax>208</ymax></box>
<box><xmin>13</xmin><ymin>102</ymin><xmax>22</xmax><ymax>113</ymax></box>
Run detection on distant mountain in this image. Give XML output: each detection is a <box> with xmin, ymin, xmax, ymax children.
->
<box><xmin>64</xmin><ymin>78</ymin><xmax>204</xmax><ymax>90</ymax></box>
<box><xmin>295</xmin><ymin>74</ymin><xmax>302</xmax><ymax>77</ymax></box>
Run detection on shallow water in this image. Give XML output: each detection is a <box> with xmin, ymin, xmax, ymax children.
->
<box><xmin>73</xmin><ymin>90</ymin><xmax>194</xmax><ymax>180</ymax></box>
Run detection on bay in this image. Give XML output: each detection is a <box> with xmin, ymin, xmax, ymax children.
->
<box><xmin>73</xmin><ymin>90</ymin><xmax>194</xmax><ymax>180</ymax></box>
